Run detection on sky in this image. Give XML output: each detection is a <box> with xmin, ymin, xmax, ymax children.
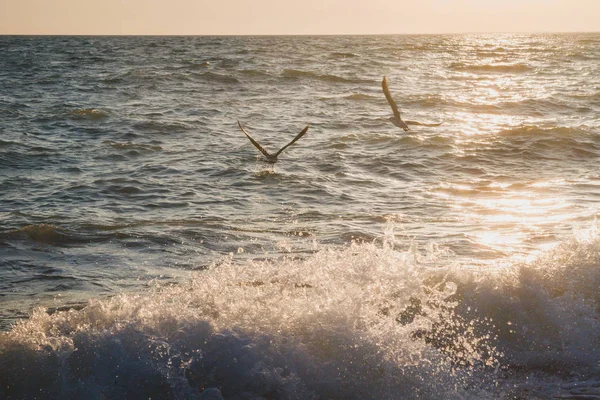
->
<box><xmin>0</xmin><ymin>0</ymin><xmax>598</xmax><ymax>35</ymax></box>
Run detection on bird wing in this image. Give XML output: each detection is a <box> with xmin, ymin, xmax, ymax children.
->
<box><xmin>274</xmin><ymin>125</ymin><xmax>310</xmax><ymax>157</ymax></box>
<box><xmin>382</xmin><ymin>76</ymin><xmax>401</xmax><ymax>122</ymax></box>
<box><xmin>405</xmin><ymin>120</ymin><xmax>443</xmax><ymax>127</ymax></box>
<box><xmin>238</xmin><ymin>121</ymin><xmax>272</xmax><ymax>159</ymax></box>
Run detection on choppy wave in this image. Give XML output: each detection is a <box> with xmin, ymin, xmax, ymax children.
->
<box><xmin>499</xmin><ymin>125</ymin><xmax>583</xmax><ymax>138</ymax></box>
<box><xmin>103</xmin><ymin>140</ymin><xmax>164</xmax><ymax>152</ymax></box>
<box><xmin>449</xmin><ymin>62</ymin><xmax>533</xmax><ymax>73</ymax></box>
<box><xmin>344</xmin><ymin>93</ymin><xmax>379</xmax><ymax>101</ymax></box>
<box><xmin>450</xmin><ymin>125</ymin><xmax>600</xmax><ymax>162</ymax></box>
<box><xmin>1</xmin><ymin>224</ymin><xmax>599</xmax><ymax>399</ymax></box>
<box><xmin>198</xmin><ymin>71</ymin><xmax>240</xmax><ymax>84</ymax></box>
<box><xmin>132</xmin><ymin>119</ymin><xmax>194</xmax><ymax>134</ymax></box>
<box><xmin>0</xmin><ymin>223</ymin><xmax>152</xmax><ymax>246</ymax></box>
<box><xmin>282</xmin><ymin>69</ymin><xmax>368</xmax><ymax>84</ymax></box>
<box><xmin>0</xmin><ymin>224</ymin><xmax>82</xmax><ymax>245</ymax></box>
<box><xmin>0</xmin><ymin>239</ymin><xmax>496</xmax><ymax>399</ymax></box>
<box><xmin>69</xmin><ymin>108</ymin><xmax>108</xmax><ymax>120</ymax></box>
<box><xmin>328</xmin><ymin>51</ymin><xmax>360</xmax><ymax>59</ymax></box>
<box><xmin>178</xmin><ymin>61</ymin><xmax>211</xmax><ymax>70</ymax></box>
<box><xmin>239</xmin><ymin>69</ymin><xmax>274</xmax><ymax>79</ymax></box>
<box><xmin>441</xmin><ymin>97</ymin><xmax>574</xmax><ymax>116</ymax></box>
<box><xmin>0</xmin><ymin>139</ymin><xmax>23</xmax><ymax>148</ymax></box>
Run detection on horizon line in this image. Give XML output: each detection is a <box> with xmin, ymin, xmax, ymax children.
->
<box><xmin>1</xmin><ymin>30</ymin><xmax>599</xmax><ymax>37</ymax></box>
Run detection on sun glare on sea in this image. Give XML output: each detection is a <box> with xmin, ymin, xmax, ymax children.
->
<box><xmin>436</xmin><ymin>178</ymin><xmax>574</xmax><ymax>259</ymax></box>
<box><xmin>446</xmin><ymin>34</ymin><xmax>554</xmax><ymax>139</ymax></box>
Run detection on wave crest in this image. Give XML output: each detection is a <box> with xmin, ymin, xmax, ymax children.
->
<box><xmin>2</xmin><ymin>222</ymin><xmax>599</xmax><ymax>397</ymax></box>
<box><xmin>282</xmin><ymin>69</ymin><xmax>368</xmax><ymax>84</ymax></box>
<box><xmin>344</xmin><ymin>93</ymin><xmax>378</xmax><ymax>101</ymax></box>
<box><xmin>198</xmin><ymin>71</ymin><xmax>240</xmax><ymax>84</ymax></box>
<box><xmin>69</xmin><ymin>108</ymin><xmax>108</xmax><ymax>120</ymax></box>
<box><xmin>328</xmin><ymin>51</ymin><xmax>359</xmax><ymax>59</ymax></box>
<box><xmin>450</xmin><ymin>62</ymin><xmax>533</xmax><ymax>73</ymax></box>
<box><xmin>1</xmin><ymin>224</ymin><xmax>77</xmax><ymax>245</ymax></box>
<box><xmin>0</xmin><ymin>239</ymin><xmax>501</xmax><ymax>399</ymax></box>
<box><xmin>497</xmin><ymin>125</ymin><xmax>587</xmax><ymax>138</ymax></box>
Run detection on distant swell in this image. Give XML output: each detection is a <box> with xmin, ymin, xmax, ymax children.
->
<box><xmin>1</xmin><ymin>224</ymin><xmax>79</xmax><ymax>245</ymax></box>
<box><xmin>497</xmin><ymin>125</ymin><xmax>586</xmax><ymax>138</ymax></box>
<box><xmin>69</xmin><ymin>108</ymin><xmax>108</xmax><ymax>120</ymax></box>
<box><xmin>491</xmin><ymin>125</ymin><xmax>599</xmax><ymax>159</ymax></box>
<box><xmin>329</xmin><ymin>51</ymin><xmax>359</xmax><ymax>59</ymax></box>
<box><xmin>450</xmin><ymin>62</ymin><xmax>533</xmax><ymax>73</ymax></box>
<box><xmin>344</xmin><ymin>93</ymin><xmax>378</xmax><ymax>101</ymax></box>
<box><xmin>132</xmin><ymin>119</ymin><xmax>193</xmax><ymax>134</ymax></box>
<box><xmin>239</xmin><ymin>69</ymin><xmax>273</xmax><ymax>78</ymax></box>
<box><xmin>0</xmin><ymin>140</ymin><xmax>22</xmax><ymax>148</ymax></box>
<box><xmin>103</xmin><ymin>140</ymin><xmax>163</xmax><ymax>152</ymax></box>
<box><xmin>282</xmin><ymin>69</ymin><xmax>368</xmax><ymax>83</ymax></box>
<box><xmin>178</xmin><ymin>61</ymin><xmax>211</xmax><ymax>70</ymax></box>
<box><xmin>198</xmin><ymin>71</ymin><xmax>240</xmax><ymax>83</ymax></box>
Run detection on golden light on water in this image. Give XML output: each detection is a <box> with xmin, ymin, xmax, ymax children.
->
<box><xmin>429</xmin><ymin>35</ymin><xmax>586</xmax><ymax>260</ymax></box>
<box><xmin>472</xmin><ymin>230</ymin><xmax>525</xmax><ymax>252</ymax></box>
<box><xmin>435</xmin><ymin>179</ymin><xmax>575</xmax><ymax>258</ymax></box>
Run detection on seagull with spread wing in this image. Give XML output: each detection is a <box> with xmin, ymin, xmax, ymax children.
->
<box><xmin>237</xmin><ymin>121</ymin><xmax>309</xmax><ymax>163</ymax></box>
<box><xmin>382</xmin><ymin>76</ymin><xmax>442</xmax><ymax>131</ymax></box>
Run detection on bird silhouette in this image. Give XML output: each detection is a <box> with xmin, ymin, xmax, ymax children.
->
<box><xmin>237</xmin><ymin>121</ymin><xmax>309</xmax><ymax>163</ymax></box>
<box><xmin>382</xmin><ymin>76</ymin><xmax>442</xmax><ymax>131</ymax></box>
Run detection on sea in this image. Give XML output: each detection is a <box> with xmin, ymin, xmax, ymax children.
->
<box><xmin>0</xmin><ymin>34</ymin><xmax>599</xmax><ymax>399</ymax></box>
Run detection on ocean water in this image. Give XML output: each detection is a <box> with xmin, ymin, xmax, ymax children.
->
<box><xmin>0</xmin><ymin>34</ymin><xmax>599</xmax><ymax>399</ymax></box>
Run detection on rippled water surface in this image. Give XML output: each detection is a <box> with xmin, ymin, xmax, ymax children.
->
<box><xmin>1</xmin><ymin>34</ymin><xmax>599</xmax><ymax>398</ymax></box>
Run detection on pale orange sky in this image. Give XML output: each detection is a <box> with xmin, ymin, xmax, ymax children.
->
<box><xmin>1</xmin><ymin>0</ymin><xmax>598</xmax><ymax>35</ymax></box>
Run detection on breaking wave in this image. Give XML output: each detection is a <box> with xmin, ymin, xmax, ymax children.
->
<box><xmin>1</xmin><ymin>223</ymin><xmax>599</xmax><ymax>399</ymax></box>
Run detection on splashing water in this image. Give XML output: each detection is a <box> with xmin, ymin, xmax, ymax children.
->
<box><xmin>2</xmin><ymin>222</ymin><xmax>599</xmax><ymax>398</ymax></box>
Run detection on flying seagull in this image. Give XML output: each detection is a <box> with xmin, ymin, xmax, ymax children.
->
<box><xmin>237</xmin><ymin>121</ymin><xmax>309</xmax><ymax>163</ymax></box>
<box><xmin>382</xmin><ymin>76</ymin><xmax>442</xmax><ymax>131</ymax></box>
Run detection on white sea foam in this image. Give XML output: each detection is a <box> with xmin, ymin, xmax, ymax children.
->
<box><xmin>2</xmin><ymin>223</ymin><xmax>599</xmax><ymax>398</ymax></box>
